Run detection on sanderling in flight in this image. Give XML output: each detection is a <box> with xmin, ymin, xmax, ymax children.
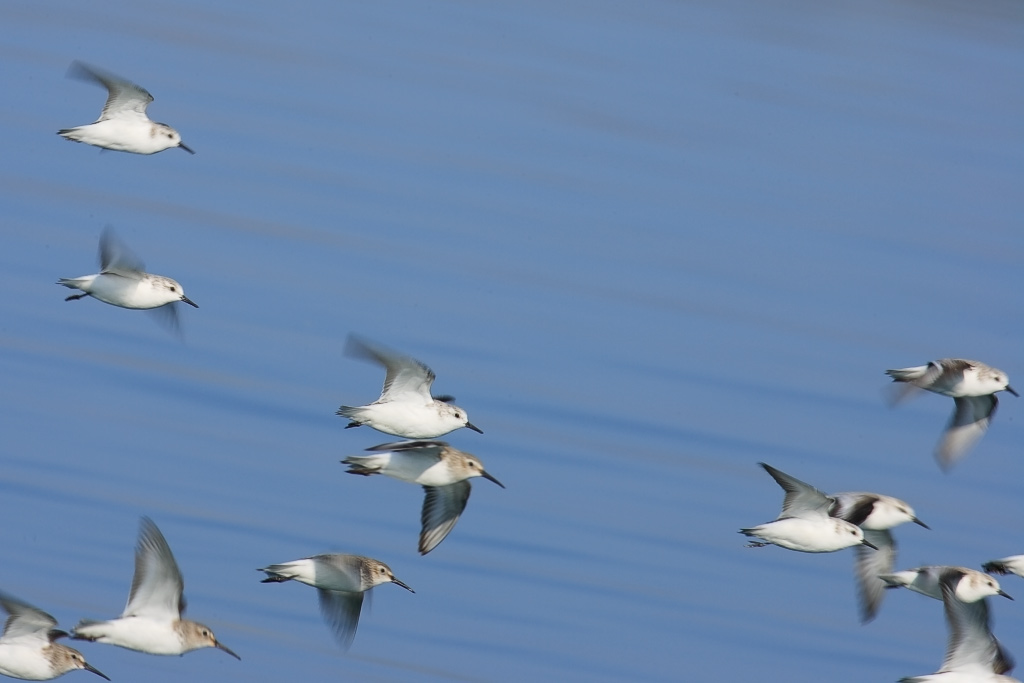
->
<box><xmin>71</xmin><ymin>517</ymin><xmax>239</xmax><ymax>660</ymax></box>
<box><xmin>830</xmin><ymin>490</ymin><xmax>929</xmax><ymax>623</ymax></box>
<box><xmin>342</xmin><ymin>440</ymin><xmax>504</xmax><ymax>554</ymax></box>
<box><xmin>336</xmin><ymin>335</ymin><xmax>483</xmax><ymax>439</ymax></box>
<box><xmin>984</xmin><ymin>557</ymin><xmax>1024</xmax><ymax>580</ymax></box>
<box><xmin>0</xmin><ymin>592</ymin><xmax>108</xmax><ymax>681</ymax></box>
<box><xmin>58</xmin><ymin>227</ymin><xmax>197</xmax><ymax>333</ymax></box>
<box><xmin>898</xmin><ymin>567</ymin><xmax>1017</xmax><ymax>682</ymax></box>
<box><xmin>886</xmin><ymin>359</ymin><xmax>1017</xmax><ymax>470</ymax></box>
<box><xmin>880</xmin><ymin>566</ymin><xmax>1012</xmax><ymax>603</ymax></box>
<box><xmin>739</xmin><ymin>463</ymin><xmax>878</xmax><ymax>553</ymax></box>
<box><xmin>58</xmin><ymin>61</ymin><xmax>194</xmax><ymax>155</ymax></box>
<box><xmin>258</xmin><ymin>554</ymin><xmax>413</xmax><ymax>649</ymax></box>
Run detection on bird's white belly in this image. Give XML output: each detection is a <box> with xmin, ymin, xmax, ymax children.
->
<box><xmin>91</xmin><ymin>617</ymin><xmax>184</xmax><ymax>654</ymax></box>
<box><xmin>755</xmin><ymin>518</ymin><xmax>852</xmax><ymax>552</ymax></box>
<box><xmin>70</xmin><ymin>120</ymin><xmax>166</xmax><ymax>154</ymax></box>
<box><xmin>365</xmin><ymin>403</ymin><xmax>441</xmax><ymax>437</ymax></box>
<box><xmin>0</xmin><ymin>642</ymin><xmax>55</xmax><ymax>680</ymax></box>
<box><xmin>88</xmin><ymin>277</ymin><xmax>148</xmax><ymax>308</ymax></box>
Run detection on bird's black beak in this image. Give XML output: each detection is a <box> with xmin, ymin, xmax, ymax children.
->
<box><xmin>861</xmin><ymin>539</ymin><xmax>879</xmax><ymax>550</ymax></box>
<box><xmin>180</xmin><ymin>295</ymin><xmax>199</xmax><ymax>308</ymax></box>
<box><xmin>999</xmin><ymin>590</ymin><xmax>1014</xmax><ymax>600</ymax></box>
<box><xmin>179</xmin><ymin>142</ymin><xmax>196</xmax><ymax>154</ymax></box>
<box><xmin>215</xmin><ymin>640</ymin><xmax>241</xmax><ymax>660</ymax></box>
<box><xmin>481</xmin><ymin>470</ymin><xmax>505</xmax><ymax>489</ymax></box>
<box><xmin>391</xmin><ymin>577</ymin><xmax>415</xmax><ymax>593</ymax></box>
<box><xmin>465</xmin><ymin>422</ymin><xmax>483</xmax><ymax>434</ymax></box>
<box><xmin>84</xmin><ymin>663</ymin><xmax>111</xmax><ymax>681</ymax></box>
<box><xmin>913</xmin><ymin>518</ymin><xmax>930</xmax><ymax>529</ymax></box>
<box><xmin>1006</xmin><ymin>385</ymin><xmax>1019</xmax><ymax>397</ymax></box>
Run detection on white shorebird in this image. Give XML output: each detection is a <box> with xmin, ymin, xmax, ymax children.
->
<box><xmin>830</xmin><ymin>490</ymin><xmax>929</xmax><ymax>623</ymax></box>
<box><xmin>58</xmin><ymin>61</ymin><xmax>194</xmax><ymax>155</ymax></box>
<box><xmin>336</xmin><ymin>336</ymin><xmax>482</xmax><ymax>439</ymax></box>
<box><xmin>58</xmin><ymin>228</ymin><xmax>197</xmax><ymax>333</ymax></box>
<box><xmin>899</xmin><ymin>567</ymin><xmax>1017</xmax><ymax>682</ymax></box>
<box><xmin>71</xmin><ymin>517</ymin><xmax>239</xmax><ymax>660</ymax></box>
<box><xmin>881</xmin><ymin>566</ymin><xmax>1013</xmax><ymax>602</ymax></box>
<box><xmin>342</xmin><ymin>440</ymin><xmax>505</xmax><ymax>554</ymax></box>
<box><xmin>0</xmin><ymin>592</ymin><xmax>108</xmax><ymax>681</ymax></box>
<box><xmin>739</xmin><ymin>463</ymin><xmax>878</xmax><ymax>554</ymax></box>
<box><xmin>258</xmin><ymin>554</ymin><xmax>414</xmax><ymax>649</ymax></box>
<box><xmin>886</xmin><ymin>359</ymin><xmax>1018</xmax><ymax>470</ymax></box>
<box><xmin>984</xmin><ymin>557</ymin><xmax>1024</xmax><ymax>580</ymax></box>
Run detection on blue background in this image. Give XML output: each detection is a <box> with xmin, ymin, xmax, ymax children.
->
<box><xmin>1</xmin><ymin>0</ymin><xmax>1022</xmax><ymax>680</ymax></box>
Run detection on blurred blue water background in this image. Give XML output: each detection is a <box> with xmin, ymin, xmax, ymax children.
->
<box><xmin>0</xmin><ymin>0</ymin><xmax>1022</xmax><ymax>681</ymax></box>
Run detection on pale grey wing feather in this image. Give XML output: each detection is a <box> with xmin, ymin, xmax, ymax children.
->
<box><xmin>147</xmin><ymin>303</ymin><xmax>184</xmax><ymax>339</ymax></box>
<box><xmin>758</xmin><ymin>463</ymin><xmax>832</xmax><ymax>519</ymax></box>
<box><xmin>310</xmin><ymin>554</ymin><xmax>364</xmax><ymax>590</ymax></box>
<box><xmin>854</xmin><ymin>529</ymin><xmax>895</xmax><ymax>623</ymax></box>
<box><xmin>936</xmin><ymin>395</ymin><xmax>996</xmax><ymax>470</ymax></box>
<box><xmin>0</xmin><ymin>592</ymin><xmax>57</xmax><ymax>641</ymax></box>
<box><xmin>345</xmin><ymin>336</ymin><xmax>435</xmax><ymax>402</ymax></box>
<box><xmin>886</xmin><ymin>381</ymin><xmax>924</xmax><ymax>405</ymax></box>
<box><xmin>938</xmin><ymin>572</ymin><xmax>1008</xmax><ymax>673</ymax></box>
<box><xmin>124</xmin><ymin>517</ymin><xmax>185</xmax><ymax>619</ymax></box>
<box><xmin>316</xmin><ymin>589</ymin><xmax>363</xmax><ymax>650</ymax></box>
<box><xmin>885</xmin><ymin>363</ymin><xmax>934</xmax><ymax>383</ymax></box>
<box><xmin>905</xmin><ymin>362</ymin><xmax>948</xmax><ymax>388</ymax></box>
<box><xmin>420</xmin><ymin>481</ymin><xmax>471</xmax><ymax>554</ymax></box>
<box><xmin>98</xmin><ymin>227</ymin><xmax>145</xmax><ymax>277</ymax></box>
<box><xmin>68</xmin><ymin>61</ymin><xmax>153</xmax><ymax>120</ymax></box>
<box><xmin>938</xmin><ymin>359</ymin><xmax>976</xmax><ymax>380</ymax></box>
<box><xmin>886</xmin><ymin>362</ymin><xmax>944</xmax><ymax>403</ymax></box>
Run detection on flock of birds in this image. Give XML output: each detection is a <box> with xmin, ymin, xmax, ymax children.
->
<box><xmin>0</xmin><ymin>61</ymin><xmax>506</xmax><ymax>681</ymax></box>
<box><xmin>740</xmin><ymin>358</ymin><xmax>1021</xmax><ymax>681</ymax></box>
<box><xmin>4</xmin><ymin>59</ymin><xmax>1016</xmax><ymax>682</ymax></box>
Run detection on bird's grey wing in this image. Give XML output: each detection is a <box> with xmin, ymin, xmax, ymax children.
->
<box><xmin>0</xmin><ymin>592</ymin><xmax>57</xmax><ymax>641</ymax></box>
<box><xmin>921</xmin><ymin>361</ymin><xmax>957</xmax><ymax>387</ymax></box>
<box><xmin>365</xmin><ymin>439</ymin><xmax>448</xmax><ymax>453</ymax></box>
<box><xmin>936</xmin><ymin>395</ymin><xmax>996</xmax><ymax>470</ymax></box>
<box><xmin>830</xmin><ymin>493</ymin><xmax>877</xmax><ymax>527</ymax></box>
<box><xmin>316</xmin><ymin>589</ymin><xmax>363</xmax><ymax>650</ymax></box>
<box><xmin>994</xmin><ymin>640</ymin><xmax>1016</xmax><ymax>676</ymax></box>
<box><xmin>758</xmin><ymin>463</ymin><xmax>832</xmax><ymax>518</ymax></box>
<box><xmin>854</xmin><ymin>529</ymin><xmax>895</xmax><ymax>623</ymax></box>
<box><xmin>123</xmin><ymin>517</ymin><xmax>186</xmax><ymax>619</ymax></box>
<box><xmin>147</xmin><ymin>304</ymin><xmax>184</xmax><ymax>339</ymax></box>
<box><xmin>940</xmin><ymin>359</ymin><xmax>976</xmax><ymax>377</ymax></box>
<box><xmin>886</xmin><ymin>362</ymin><xmax>954</xmax><ymax>404</ymax></box>
<box><xmin>938</xmin><ymin>572</ymin><xmax>1006</xmax><ymax>673</ymax></box>
<box><xmin>98</xmin><ymin>227</ymin><xmax>145</xmax><ymax>276</ymax></box>
<box><xmin>310</xmin><ymin>554</ymin><xmax>364</xmax><ymax>589</ymax></box>
<box><xmin>345</xmin><ymin>336</ymin><xmax>435</xmax><ymax>402</ymax></box>
<box><xmin>68</xmin><ymin>61</ymin><xmax>153</xmax><ymax>120</ymax></box>
<box><xmin>420</xmin><ymin>481</ymin><xmax>471</xmax><ymax>554</ymax></box>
